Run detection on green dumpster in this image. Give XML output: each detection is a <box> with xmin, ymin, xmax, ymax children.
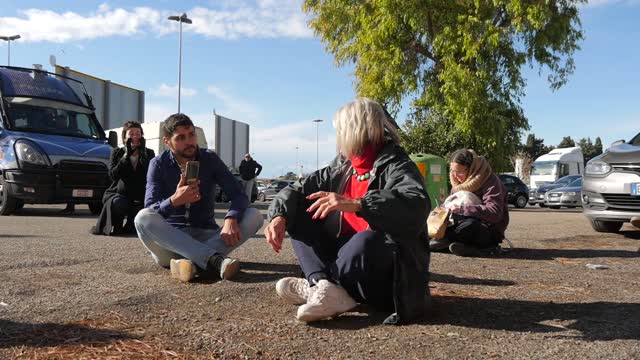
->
<box><xmin>410</xmin><ymin>153</ymin><xmax>449</xmax><ymax>209</ymax></box>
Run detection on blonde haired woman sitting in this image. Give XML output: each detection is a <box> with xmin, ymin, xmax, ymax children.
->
<box><xmin>429</xmin><ymin>149</ymin><xmax>509</xmax><ymax>256</ymax></box>
<box><xmin>264</xmin><ymin>98</ymin><xmax>430</xmax><ymax>325</ymax></box>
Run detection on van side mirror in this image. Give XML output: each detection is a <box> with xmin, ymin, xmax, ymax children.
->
<box><xmin>108</xmin><ymin>131</ymin><xmax>118</xmax><ymax>148</ymax></box>
<box><xmin>611</xmin><ymin>139</ymin><xmax>625</xmax><ymax>148</ymax></box>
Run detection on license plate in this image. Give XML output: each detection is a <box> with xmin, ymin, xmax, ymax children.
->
<box><xmin>72</xmin><ymin>189</ymin><xmax>93</xmax><ymax>198</ymax></box>
<box><xmin>632</xmin><ymin>183</ymin><xmax>640</xmax><ymax>196</ymax></box>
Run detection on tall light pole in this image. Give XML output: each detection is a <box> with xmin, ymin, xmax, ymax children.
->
<box><xmin>167</xmin><ymin>13</ymin><xmax>192</xmax><ymax>113</ymax></box>
<box><xmin>312</xmin><ymin>119</ymin><xmax>323</xmax><ymax>170</ymax></box>
<box><xmin>0</xmin><ymin>35</ymin><xmax>21</xmax><ymax>66</ymax></box>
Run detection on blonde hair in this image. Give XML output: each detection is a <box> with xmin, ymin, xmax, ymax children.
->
<box><xmin>333</xmin><ymin>98</ymin><xmax>401</xmax><ymax>156</ymax></box>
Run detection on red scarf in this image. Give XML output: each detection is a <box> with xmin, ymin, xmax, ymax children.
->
<box><xmin>341</xmin><ymin>144</ymin><xmax>378</xmax><ymax>236</ymax></box>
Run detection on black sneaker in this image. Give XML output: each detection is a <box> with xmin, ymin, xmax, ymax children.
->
<box><xmin>449</xmin><ymin>242</ymin><xmax>478</xmax><ymax>257</ymax></box>
<box><xmin>429</xmin><ymin>238</ymin><xmax>450</xmax><ymax>252</ymax></box>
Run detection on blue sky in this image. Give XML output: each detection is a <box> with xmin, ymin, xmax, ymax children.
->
<box><xmin>0</xmin><ymin>0</ymin><xmax>638</xmax><ymax>178</ymax></box>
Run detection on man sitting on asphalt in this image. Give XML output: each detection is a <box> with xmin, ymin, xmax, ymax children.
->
<box><xmin>134</xmin><ymin>113</ymin><xmax>263</xmax><ymax>282</ymax></box>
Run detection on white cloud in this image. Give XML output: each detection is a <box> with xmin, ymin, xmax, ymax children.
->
<box><xmin>151</xmin><ymin>83</ymin><xmax>197</xmax><ymax>97</ymax></box>
<box><xmin>207</xmin><ymin>85</ymin><xmax>264</xmax><ymax>125</ymax></box>
<box><xmin>0</xmin><ymin>1</ymin><xmax>311</xmax><ymax>43</ymax></box>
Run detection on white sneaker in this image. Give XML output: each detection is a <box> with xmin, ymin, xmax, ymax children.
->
<box><xmin>219</xmin><ymin>257</ymin><xmax>240</xmax><ymax>280</ymax></box>
<box><xmin>170</xmin><ymin>259</ymin><xmax>196</xmax><ymax>282</ymax></box>
<box><xmin>276</xmin><ymin>277</ymin><xmax>314</xmax><ymax>305</ymax></box>
<box><xmin>296</xmin><ymin>280</ymin><xmax>357</xmax><ymax>322</ymax></box>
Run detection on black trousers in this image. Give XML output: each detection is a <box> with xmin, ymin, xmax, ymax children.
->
<box><xmin>290</xmin><ymin>217</ymin><xmax>394</xmax><ymax>311</ymax></box>
<box><xmin>111</xmin><ymin>195</ymin><xmax>142</xmax><ymax>229</ymax></box>
<box><xmin>444</xmin><ymin>214</ymin><xmax>501</xmax><ymax>249</ymax></box>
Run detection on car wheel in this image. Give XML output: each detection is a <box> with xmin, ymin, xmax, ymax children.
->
<box><xmin>589</xmin><ymin>219</ymin><xmax>623</xmax><ymax>233</ymax></box>
<box><xmin>514</xmin><ymin>194</ymin><xmax>528</xmax><ymax>209</ymax></box>
<box><xmin>88</xmin><ymin>202</ymin><xmax>103</xmax><ymax>215</ymax></box>
<box><xmin>258</xmin><ymin>193</ymin><xmax>266</xmax><ymax>202</ymax></box>
<box><xmin>0</xmin><ymin>176</ymin><xmax>17</xmax><ymax>216</ymax></box>
<box><xmin>538</xmin><ymin>203</ymin><xmax>546</xmax><ymax>208</ymax></box>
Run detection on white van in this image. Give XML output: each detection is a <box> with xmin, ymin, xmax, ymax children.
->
<box><xmin>530</xmin><ymin>147</ymin><xmax>584</xmax><ymax>189</ymax></box>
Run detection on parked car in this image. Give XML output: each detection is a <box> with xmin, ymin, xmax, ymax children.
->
<box><xmin>498</xmin><ymin>174</ymin><xmax>529</xmax><ymax>208</ymax></box>
<box><xmin>215</xmin><ymin>174</ymin><xmax>257</xmax><ymax>203</ymax></box>
<box><xmin>256</xmin><ymin>180</ymin><xmax>267</xmax><ymax>192</ymax></box>
<box><xmin>544</xmin><ymin>176</ymin><xmax>582</xmax><ymax>209</ymax></box>
<box><xmin>257</xmin><ymin>180</ymin><xmax>294</xmax><ymax>202</ymax></box>
<box><xmin>582</xmin><ymin>131</ymin><xmax>640</xmax><ymax>233</ymax></box>
<box><xmin>528</xmin><ymin>174</ymin><xmax>581</xmax><ymax>207</ymax></box>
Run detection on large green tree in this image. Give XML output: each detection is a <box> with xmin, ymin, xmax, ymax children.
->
<box><xmin>558</xmin><ymin>136</ymin><xmax>576</xmax><ymax>148</ymax></box>
<box><xmin>304</xmin><ymin>0</ymin><xmax>584</xmax><ymax>170</ymax></box>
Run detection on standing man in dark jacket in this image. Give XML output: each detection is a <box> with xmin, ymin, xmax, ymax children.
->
<box><xmin>264</xmin><ymin>98</ymin><xmax>430</xmax><ymax>325</ymax></box>
<box><xmin>239</xmin><ymin>154</ymin><xmax>262</xmax><ymax>201</ymax></box>
<box><xmin>91</xmin><ymin>121</ymin><xmax>155</xmax><ymax>235</ymax></box>
<box><xmin>134</xmin><ymin>114</ymin><xmax>263</xmax><ymax>282</ymax></box>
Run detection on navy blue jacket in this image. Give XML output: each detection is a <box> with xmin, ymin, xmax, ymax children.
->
<box><xmin>144</xmin><ymin>148</ymin><xmax>247</xmax><ymax>228</ymax></box>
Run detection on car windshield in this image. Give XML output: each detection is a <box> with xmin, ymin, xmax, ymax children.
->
<box><xmin>566</xmin><ymin>178</ymin><xmax>582</xmax><ymax>187</ymax></box>
<box><xmin>555</xmin><ymin>176</ymin><xmax>577</xmax><ymax>185</ymax></box>
<box><xmin>531</xmin><ymin>161</ymin><xmax>557</xmax><ymax>176</ymax></box>
<box><xmin>7</xmin><ymin>102</ymin><xmax>102</xmax><ymax>139</ymax></box>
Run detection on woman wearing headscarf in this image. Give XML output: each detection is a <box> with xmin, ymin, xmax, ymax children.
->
<box><xmin>429</xmin><ymin>149</ymin><xmax>509</xmax><ymax>256</ymax></box>
<box><xmin>264</xmin><ymin>98</ymin><xmax>430</xmax><ymax>325</ymax></box>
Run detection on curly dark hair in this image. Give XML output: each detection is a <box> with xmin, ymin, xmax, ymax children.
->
<box><xmin>162</xmin><ymin>113</ymin><xmax>194</xmax><ymax>138</ymax></box>
<box><xmin>121</xmin><ymin>121</ymin><xmax>143</xmax><ymax>142</ymax></box>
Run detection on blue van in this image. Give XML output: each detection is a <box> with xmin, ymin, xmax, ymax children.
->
<box><xmin>0</xmin><ymin>66</ymin><xmax>113</xmax><ymax>215</ymax></box>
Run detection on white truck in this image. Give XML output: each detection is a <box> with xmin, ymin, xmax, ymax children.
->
<box><xmin>529</xmin><ymin>147</ymin><xmax>584</xmax><ymax>189</ymax></box>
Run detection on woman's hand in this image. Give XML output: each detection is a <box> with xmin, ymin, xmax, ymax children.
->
<box><xmin>306</xmin><ymin>191</ymin><xmax>361</xmax><ymax>220</ymax></box>
<box><xmin>265</xmin><ymin>216</ymin><xmax>287</xmax><ymax>253</ymax></box>
<box><xmin>448</xmin><ymin>203</ymin><xmax>463</xmax><ymax>214</ymax></box>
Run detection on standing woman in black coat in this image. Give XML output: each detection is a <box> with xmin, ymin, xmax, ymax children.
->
<box><xmin>91</xmin><ymin>121</ymin><xmax>155</xmax><ymax>235</ymax></box>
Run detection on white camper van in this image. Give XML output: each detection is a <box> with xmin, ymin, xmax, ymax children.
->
<box><xmin>530</xmin><ymin>147</ymin><xmax>584</xmax><ymax>189</ymax></box>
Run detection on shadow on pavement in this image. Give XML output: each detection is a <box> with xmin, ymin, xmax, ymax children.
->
<box><xmin>620</xmin><ymin>230</ymin><xmax>640</xmax><ymax>240</ymax></box>
<box><xmin>0</xmin><ymin>319</ymin><xmax>134</xmax><ymax>349</ymax></box>
<box><xmin>311</xmin><ymin>297</ymin><xmax>640</xmax><ymax>341</ymax></box>
<box><xmin>490</xmin><ymin>248</ymin><xmax>640</xmax><ymax>260</ymax></box>
<box><xmin>429</xmin><ymin>296</ymin><xmax>640</xmax><ymax>341</ymax></box>
<box><xmin>431</xmin><ymin>273</ymin><xmax>516</xmax><ymax>286</ymax></box>
<box><xmin>233</xmin><ymin>261</ymin><xmax>301</xmax><ymax>283</ymax></box>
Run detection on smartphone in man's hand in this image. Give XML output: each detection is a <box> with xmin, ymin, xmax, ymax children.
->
<box><xmin>185</xmin><ymin>161</ymin><xmax>199</xmax><ymax>184</ymax></box>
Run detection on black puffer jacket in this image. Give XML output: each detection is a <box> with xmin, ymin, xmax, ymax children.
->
<box><xmin>268</xmin><ymin>142</ymin><xmax>431</xmax><ymax>324</ymax></box>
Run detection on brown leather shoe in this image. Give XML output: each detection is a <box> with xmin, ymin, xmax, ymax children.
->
<box><xmin>631</xmin><ymin>216</ymin><xmax>640</xmax><ymax>229</ymax></box>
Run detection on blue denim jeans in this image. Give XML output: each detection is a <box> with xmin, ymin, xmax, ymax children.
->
<box><xmin>134</xmin><ymin>207</ymin><xmax>264</xmax><ymax>269</ymax></box>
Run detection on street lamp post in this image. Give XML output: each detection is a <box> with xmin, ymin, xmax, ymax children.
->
<box><xmin>0</xmin><ymin>35</ymin><xmax>21</xmax><ymax>66</ymax></box>
<box><xmin>312</xmin><ymin>119</ymin><xmax>323</xmax><ymax>170</ymax></box>
<box><xmin>167</xmin><ymin>13</ymin><xmax>192</xmax><ymax>113</ymax></box>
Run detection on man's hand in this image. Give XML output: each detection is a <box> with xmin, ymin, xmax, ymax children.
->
<box><xmin>265</xmin><ymin>216</ymin><xmax>286</xmax><ymax>253</ymax></box>
<box><xmin>170</xmin><ymin>174</ymin><xmax>201</xmax><ymax>207</ymax></box>
<box><xmin>221</xmin><ymin>217</ymin><xmax>241</xmax><ymax>247</ymax></box>
<box><xmin>306</xmin><ymin>191</ymin><xmax>361</xmax><ymax>220</ymax></box>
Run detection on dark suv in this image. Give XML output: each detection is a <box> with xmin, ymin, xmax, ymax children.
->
<box><xmin>499</xmin><ymin>174</ymin><xmax>529</xmax><ymax>208</ymax></box>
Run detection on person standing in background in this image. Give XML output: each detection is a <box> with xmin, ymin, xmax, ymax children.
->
<box><xmin>239</xmin><ymin>154</ymin><xmax>262</xmax><ymax>201</ymax></box>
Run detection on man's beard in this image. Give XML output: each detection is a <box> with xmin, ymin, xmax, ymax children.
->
<box><xmin>175</xmin><ymin>145</ymin><xmax>198</xmax><ymax>159</ymax></box>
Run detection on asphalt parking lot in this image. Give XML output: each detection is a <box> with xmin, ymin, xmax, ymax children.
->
<box><xmin>1</xmin><ymin>203</ymin><xmax>639</xmax><ymax>359</ymax></box>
